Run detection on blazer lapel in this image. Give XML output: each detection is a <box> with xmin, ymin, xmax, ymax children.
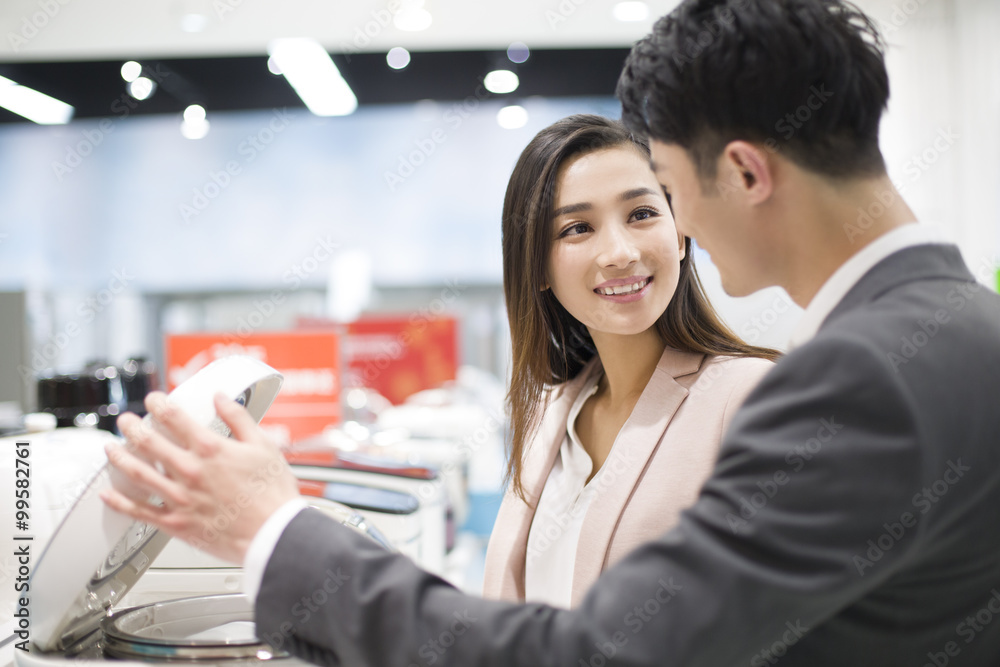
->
<box><xmin>485</xmin><ymin>360</ymin><xmax>603</xmax><ymax>601</ymax></box>
<box><xmin>569</xmin><ymin>347</ymin><xmax>704</xmax><ymax>607</ymax></box>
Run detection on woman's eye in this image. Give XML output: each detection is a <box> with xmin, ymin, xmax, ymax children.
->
<box><xmin>560</xmin><ymin>222</ymin><xmax>590</xmax><ymax>237</ymax></box>
<box><xmin>631</xmin><ymin>207</ymin><xmax>659</xmax><ymax>222</ymax></box>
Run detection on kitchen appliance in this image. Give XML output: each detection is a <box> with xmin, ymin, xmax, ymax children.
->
<box><xmin>296</xmin><ymin>477</ymin><xmax>422</xmax><ymax>563</ymax></box>
<box><xmin>290</xmin><ymin>462</ymin><xmax>447</xmax><ymax>574</ymax></box>
<box><xmin>6</xmin><ymin>355</ymin><xmax>387</xmax><ymax>667</ymax></box>
<box><xmin>35</xmin><ymin>363</ymin><xmax>127</xmax><ymax>433</ymax></box>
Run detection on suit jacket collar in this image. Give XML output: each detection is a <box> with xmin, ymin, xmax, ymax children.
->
<box><xmin>488</xmin><ymin>345</ymin><xmax>704</xmax><ymax>603</ymax></box>
<box><xmin>569</xmin><ymin>346</ymin><xmax>702</xmax><ymax>606</ymax></box>
<box><xmin>487</xmin><ymin>361</ymin><xmax>600</xmax><ymax>601</ymax></box>
<box><xmin>823</xmin><ymin>244</ymin><xmax>974</xmax><ymax>332</ymax></box>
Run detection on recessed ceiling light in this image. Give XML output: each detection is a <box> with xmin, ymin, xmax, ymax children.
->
<box><xmin>181</xmin><ymin>119</ymin><xmax>210</xmax><ymax>139</ymax></box>
<box><xmin>181</xmin><ymin>105</ymin><xmax>209</xmax><ymax>139</ymax></box>
<box><xmin>128</xmin><ymin>77</ymin><xmax>155</xmax><ymax>101</ymax></box>
<box><xmin>497</xmin><ymin>105</ymin><xmax>528</xmax><ymax>130</ymax></box>
<box><xmin>507</xmin><ymin>42</ymin><xmax>530</xmax><ymax>64</ymax></box>
<box><xmin>183</xmin><ymin>104</ymin><xmax>206</xmax><ymax>123</ymax></box>
<box><xmin>484</xmin><ymin>70</ymin><xmax>519</xmax><ymax>94</ymax></box>
<box><xmin>613</xmin><ymin>1</ymin><xmax>649</xmax><ymax>22</ymax></box>
<box><xmin>120</xmin><ymin>61</ymin><xmax>142</xmax><ymax>83</ymax></box>
<box><xmin>387</xmin><ymin>47</ymin><xmax>411</xmax><ymax>70</ymax></box>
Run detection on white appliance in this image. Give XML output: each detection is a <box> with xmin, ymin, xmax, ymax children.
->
<box><xmin>295</xmin><ymin>475</ymin><xmax>423</xmax><ymax>564</ymax></box>
<box><xmin>290</xmin><ymin>464</ymin><xmax>447</xmax><ymax>574</ymax></box>
<box><xmin>2</xmin><ymin>356</ymin><xmax>387</xmax><ymax>667</ymax></box>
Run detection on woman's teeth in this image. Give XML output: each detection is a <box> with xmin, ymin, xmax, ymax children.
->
<box><xmin>600</xmin><ymin>278</ymin><xmax>649</xmax><ymax>296</ymax></box>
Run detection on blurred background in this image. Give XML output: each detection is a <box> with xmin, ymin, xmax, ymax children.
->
<box><xmin>0</xmin><ymin>0</ymin><xmax>997</xmax><ymax>594</ymax></box>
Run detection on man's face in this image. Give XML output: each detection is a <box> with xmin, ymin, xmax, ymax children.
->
<box><xmin>648</xmin><ymin>140</ymin><xmax>767</xmax><ymax>297</ymax></box>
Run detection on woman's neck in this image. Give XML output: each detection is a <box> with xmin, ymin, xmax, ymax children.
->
<box><xmin>588</xmin><ymin>327</ymin><xmax>665</xmax><ymax>410</ymax></box>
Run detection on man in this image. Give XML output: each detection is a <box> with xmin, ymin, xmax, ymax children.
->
<box><xmin>104</xmin><ymin>0</ymin><xmax>1000</xmax><ymax>664</ymax></box>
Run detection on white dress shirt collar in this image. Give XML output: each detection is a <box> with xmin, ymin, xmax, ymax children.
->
<box><xmin>523</xmin><ymin>370</ymin><xmax>602</xmax><ymax>609</ymax></box>
<box><xmin>788</xmin><ymin>223</ymin><xmax>951</xmax><ymax>349</ymax></box>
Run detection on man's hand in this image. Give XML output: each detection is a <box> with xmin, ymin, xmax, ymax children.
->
<box><xmin>100</xmin><ymin>390</ymin><xmax>301</xmax><ymax>565</ymax></box>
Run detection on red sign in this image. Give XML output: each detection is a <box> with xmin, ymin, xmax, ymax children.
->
<box><xmin>298</xmin><ymin>315</ymin><xmax>459</xmax><ymax>405</ymax></box>
<box><xmin>165</xmin><ymin>331</ymin><xmax>341</xmax><ymax>446</ymax></box>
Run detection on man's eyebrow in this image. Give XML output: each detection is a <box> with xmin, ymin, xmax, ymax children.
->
<box><xmin>552</xmin><ymin>202</ymin><xmax>592</xmax><ymax>217</ymax></box>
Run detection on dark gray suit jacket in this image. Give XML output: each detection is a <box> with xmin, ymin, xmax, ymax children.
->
<box><xmin>256</xmin><ymin>244</ymin><xmax>1000</xmax><ymax>666</ymax></box>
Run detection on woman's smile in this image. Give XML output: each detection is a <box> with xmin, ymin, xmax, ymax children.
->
<box><xmin>594</xmin><ymin>276</ymin><xmax>653</xmax><ymax>302</ymax></box>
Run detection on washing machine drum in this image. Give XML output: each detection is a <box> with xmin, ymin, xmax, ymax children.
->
<box><xmin>101</xmin><ymin>594</ymin><xmax>282</xmax><ymax>661</ymax></box>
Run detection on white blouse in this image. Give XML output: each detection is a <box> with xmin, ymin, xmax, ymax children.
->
<box><xmin>523</xmin><ymin>370</ymin><xmax>608</xmax><ymax>608</ymax></box>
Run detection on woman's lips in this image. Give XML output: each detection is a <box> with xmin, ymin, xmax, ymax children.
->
<box><xmin>594</xmin><ymin>277</ymin><xmax>653</xmax><ymax>303</ymax></box>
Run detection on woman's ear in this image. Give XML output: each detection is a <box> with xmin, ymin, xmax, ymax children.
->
<box><xmin>677</xmin><ymin>233</ymin><xmax>686</xmax><ymax>261</ymax></box>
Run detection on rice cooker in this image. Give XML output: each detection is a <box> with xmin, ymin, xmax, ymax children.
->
<box><xmin>4</xmin><ymin>356</ymin><xmax>388</xmax><ymax>667</ymax></box>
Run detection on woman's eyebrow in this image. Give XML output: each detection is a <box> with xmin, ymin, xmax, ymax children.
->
<box><xmin>552</xmin><ymin>202</ymin><xmax>592</xmax><ymax>218</ymax></box>
<box><xmin>553</xmin><ymin>187</ymin><xmax>657</xmax><ymax>218</ymax></box>
<box><xmin>619</xmin><ymin>187</ymin><xmax>657</xmax><ymax>201</ymax></box>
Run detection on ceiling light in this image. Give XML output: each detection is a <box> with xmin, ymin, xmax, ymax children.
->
<box><xmin>0</xmin><ymin>75</ymin><xmax>74</xmax><ymax>124</ymax></box>
<box><xmin>120</xmin><ymin>61</ymin><xmax>142</xmax><ymax>83</ymax></box>
<box><xmin>387</xmin><ymin>47</ymin><xmax>411</xmax><ymax>70</ymax></box>
<box><xmin>394</xmin><ymin>8</ymin><xmax>432</xmax><ymax>31</ymax></box>
<box><xmin>484</xmin><ymin>70</ymin><xmax>519</xmax><ymax>94</ymax></box>
<box><xmin>183</xmin><ymin>104</ymin><xmax>206</xmax><ymax>123</ymax></box>
<box><xmin>497</xmin><ymin>105</ymin><xmax>528</xmax><ymax>130</ymax></box>
<box><xmin>268</xmin><ymin>38</ymin><xmax>357</xmax><ymax>117</ymax></box>
<box><xmin>128</xmin><ymin>77</ymin><xmax>155</xmax><ymax>101</ymax></box>
<box><xmin>507</xmin><ymin>42</ymin><xmax>530</xmax><ymax>64</ymax></box>
<box><xmin>613</xmin><ymin>1</ymin><xmax>649</xmax><ymax>22</ymax></box>
<box><xmin>181</xmin><ymin>120</ymin><xmax>210</xmax><ymax>140</ymax></box>
<box><xmin>181</xmin><ymin>106</ymin><xmax>209</xmax><ymax>139</ymax></box>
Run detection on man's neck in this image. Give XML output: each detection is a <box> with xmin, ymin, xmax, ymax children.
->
<box><xmin>778</xmin><ymin>174</ymin><xmax>918</xmax><ymax>309</ymax></box>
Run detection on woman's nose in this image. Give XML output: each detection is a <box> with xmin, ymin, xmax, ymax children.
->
<box><xmin>597</xmin><ymin>224</ymin><xmax>640</xmax><ymax>268</ymax></box>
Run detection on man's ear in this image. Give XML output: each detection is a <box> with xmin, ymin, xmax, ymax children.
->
<box><xmin>721</xmin><ymin>141</ymin><xmax>774</xmax><ymax>205</ymax></box>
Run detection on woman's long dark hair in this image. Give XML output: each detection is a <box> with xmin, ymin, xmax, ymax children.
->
<box><xmin>502</xmin><ymin>114</ymin><xmax>781</xmax><ymax>501</ymax></box>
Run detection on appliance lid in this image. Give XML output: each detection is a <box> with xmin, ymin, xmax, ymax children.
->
<box><xmin>296</xmin><ymin>477</ymin><xmax>420</xmax><ymax>515</ymax></box>
<box><xmin>29</xmin><ymin>355</ymin><xmax>283</xmax><ymax>653</ymax></box>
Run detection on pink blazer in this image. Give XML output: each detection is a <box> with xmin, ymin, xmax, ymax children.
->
<box><xmin>482</xmin><ymin>347</ymin><xmax>773</xmax><ymax>608</ymax></box>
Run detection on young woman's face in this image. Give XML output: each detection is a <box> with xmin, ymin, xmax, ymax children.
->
<box><xmin>547</xmin><ymin>145</ymin><xmax>685</xmax><ymax>339</ymax></box>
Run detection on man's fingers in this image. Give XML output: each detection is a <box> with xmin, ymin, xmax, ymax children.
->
<box><xmin>214</xmin><ymin>392</ymin><xmax>265</xmax><ymax>443</ymax></box>
<box><xmin>99</xmin><ymin>489</ymin><xmax>195</xmax><ymax>541</ymax></box>
<box><xmin>144</xmin><ymin>391</ymin><xmax>221</xmax><ymax>458</ymax></box>
<box><xmin>104</xmin><ymin>442</ymin><xmax>192</xmax><ymax>508</ymax></box>
<box><xmin>99</xmin><ymin>487</ymin><xmax>171</xmax><ymax>527</ymax></box>
<box><xmin>118</xmin><ymin>411</ymin><xmax>204</xmax><ymax>484</ymax></box>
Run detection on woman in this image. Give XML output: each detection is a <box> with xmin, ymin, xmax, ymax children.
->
<box><xmin>482</xmin><ymin>115</ymin><xmax>780</xmax><ymax>609</ymax></box>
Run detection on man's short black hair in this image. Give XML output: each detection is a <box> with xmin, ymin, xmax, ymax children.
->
<box><xmin>617</xmin><ymin>0</ymin><xmax>890</xmax><ymax>184</ymax></box>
